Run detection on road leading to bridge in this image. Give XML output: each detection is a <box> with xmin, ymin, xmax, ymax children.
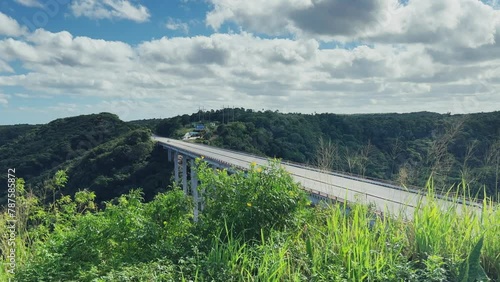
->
<box><xmin>153</xmin><ymin>136</ymin><xmax>481</xmax><ymax>219</ymax></box>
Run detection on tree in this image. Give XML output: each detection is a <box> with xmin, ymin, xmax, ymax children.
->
<box><xmin>196</xmin><ymin>159</ymin><xmax>308</xmax><ymax>240</ymax></box>
<box><xmin>357</xmin><ymin>141</ymin><xmax>373</xmax><ymax>177</ymax></box>
<box><xmin>460</xmin><ymin>139</ymin><xmax>479</xmax><ymax>188</ymax></box>
<box><xmin>484</xmin><ymin>139</ymin><xmax>500</xmax><ymax>196</ymax></box>
<box><xmin>344</xmin><ymin>147</ymin><xmax>359</xmax><ymax>175</ymax></box>
<box><xmin>388</xmin><ymin>137</ymin><xmax>404</xmax><ymax>176</ymax></box>
<box><xmin>425</xmin><ymin>116</ymin><xmax>467</xmax><ymax>190</ymax></box>
<box><xmin>156</xmin><ymin>118</ymin><xmax>182</xmax><ymax>137</ymax></box>
<box><xmin>314</xmin><ymin>137</ymin><xmax>339</xmax><ymax>171</ymax></box>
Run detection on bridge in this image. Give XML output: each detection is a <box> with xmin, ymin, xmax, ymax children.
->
<box><xmin>153</xmin><ymin>135</ymin><xmax>480</xmax><ymax>221</ymax></box>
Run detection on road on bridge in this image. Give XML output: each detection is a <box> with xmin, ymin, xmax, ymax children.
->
<box><xmin>153</xmin><ymin>136</ymin><xmax>481</xmax><ymax>219</ymax></box>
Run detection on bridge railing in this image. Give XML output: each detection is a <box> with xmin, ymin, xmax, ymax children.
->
<box><xmin>279</xmin><ymin>159</ymin><xmax>485</xmax><ymax>207</ymax></box>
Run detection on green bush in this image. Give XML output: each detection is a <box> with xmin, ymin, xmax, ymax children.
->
<box><xmin>196</xmin><ymin>159</ymin><xmax>309</xmax><ymax>240</ymax></box>
<box><xmin>15</xmin><ymin>189</ymin><xmax>193</xmax><ymax>282</ymax></box>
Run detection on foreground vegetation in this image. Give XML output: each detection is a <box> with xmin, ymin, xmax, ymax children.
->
<box><xmin>1</xmin><ymin>161</ymin><xmax>498</xmax><ymax>281</ymax></box>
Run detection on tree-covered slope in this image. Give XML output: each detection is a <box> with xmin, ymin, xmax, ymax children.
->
<box><xmin>0</xmin><ymin>124</ymin><xmax>40</xmax><ymax>147</ymax></box>
<box><xmin>66</xmin><ymin>129</ymin><xmax>171</xmax><ymax>202</ymax></box>
<box><xmin>0</xmin><ymin>113</ymin><xmax>132</xmax><ymax>183</ymax></box>
<box><xmin>0</xmin><ymin>113</ymin><xmax>173</xmax><ymax>203</ymax></box>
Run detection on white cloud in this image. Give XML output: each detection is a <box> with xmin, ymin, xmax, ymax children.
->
<box><xmin>0</xmin><ymin>28</ymin><xmax>499</xmax><ymax>120</ymax></box>
<box><xmin>0</xmin><ymin>29</ymin><xmax>135</xmax><ymax>68</ymax></box>
<box><xmin>206</xmin><ymin>0</ymin><xmax>500</xmax><ymax>47</ymax></box>
<box><xmin>14</xmin><ymin>93</ymin><xmax>53</xmax><ymax>99</ymax></box>
<box><xmin>0</xmin><ymin>60</ymin><xmax>14</xmax><ymax>73</ymax></box>
<box><xmin>165</xmin><ymin>18</ymin><xmax>189</xmax><ymax>34</ymax></box>
<box><xmin>0</xmin><ymin>12</ymin><xmax>26</xmax><ymax>37</ymax></box>
<box><xmin>14</xmin><ymin>0</ymin><xmax>43</xmax><ymax>7</ymax></box>
<box><xmin>369</xmin><ymin>0</ymin><xmax>499</xmax><ymax>48</ymax></box>
<box><xmin>70</xmin><ymin>0</ymin><xmax>150</xmax><ymax>22</ymax></box>
<box><xmin>206</xmin><ymin>0</ymin><xmax>395</xmax><ymax>40</ymax></box>
<box><xmin>0</xmin><ymin>38</ymin><xmax>41</xmax><ymax>63</ymax></box>
<box><xmin>0</xmin><ymin>94</ymin><xmax>9</xmax><ymax>106</ymax></box>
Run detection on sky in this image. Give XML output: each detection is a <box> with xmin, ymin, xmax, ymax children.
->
<box><xmin>0</xmin><ymin>0</ymin><xmax>499</xmax><ymax>125</ymax></box>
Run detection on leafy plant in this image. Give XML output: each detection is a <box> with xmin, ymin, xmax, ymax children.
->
<box><xmin>457</xmin><ymin>236</ymin><xmax>489</xmax><ymax>282</ymax></box>
<box><xmin>196</xmin><ymin>159</ymin><xmax>308</xmax><ymax>240</ymax></box>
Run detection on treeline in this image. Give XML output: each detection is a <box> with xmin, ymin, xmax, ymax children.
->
<box><xmin>155</xmin><ymin>109</ymin><xmax>500</xmax><ymax>199</ymax></box>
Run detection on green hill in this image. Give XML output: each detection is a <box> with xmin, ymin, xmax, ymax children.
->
<box><xmin>0</xmin><ymin>124</ymin><xmax>40</xmax><ymax>146</ymax></box>
<box><xmin>65</xmin><ymin>129</ymin><xmax>171</xmax><ymax>202</ymax></box>
<box><xmin>0</xmin><ymin>113</ymin><xmax>172</xmax><ymax>204</ymax></box>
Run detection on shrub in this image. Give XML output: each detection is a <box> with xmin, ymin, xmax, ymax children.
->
<box><xmin>196</xmin><ymin>159</ymin><xmax>308</xmax><ymax>240</ymax></box>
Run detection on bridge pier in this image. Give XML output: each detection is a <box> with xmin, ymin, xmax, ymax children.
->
<box><xmin>165</xmin><ymin>146</ymin><xmax>205</xmax><ymax>222</ymax></box>
<box><xmin>309</xmin><ymin>193</ymin><xmax>334</xmax><ymax>207</ymax></box>
<box><xmin>182</xmin><ymin>156</ymin><xmax>188</xmax><ymax>194</ymax></box>
<box><xmin>191</xmin><ymin>159</ymin><xmax>199</xmax><ymax>222</ymax></box>
<box><xmin>174</xmin><ymin>151</ymin><xmax>179</xmax><ymax>183</ymax></box>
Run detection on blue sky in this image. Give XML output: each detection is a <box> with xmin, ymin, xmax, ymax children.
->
<box><xmin>0</xmin><ymin>0</ymin><xmax>499</xmax><ymax>125</ymax></box>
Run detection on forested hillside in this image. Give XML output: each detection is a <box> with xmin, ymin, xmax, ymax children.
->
<box><xmin>0</xmin><ymin>124</ymin><xmax>40</xmax><ymax>147</ymax></box>
<box><xmin>65</xmin><ymin>129</ymin><xmax>171</xmax><ymax>202</ymax></box>
<box><xmin>155</xmin><ymin>109</ymin><xmax>500</xmax><ymax>199</ymax></box>
<box><xmin>0</xmin><ymin>113</ymin><xmax>172</xmax><ymax>204</ymax></box>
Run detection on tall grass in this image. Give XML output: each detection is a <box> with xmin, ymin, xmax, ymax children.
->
<box><xmin>191</xmin><ymin>182</ymin><xmax>499</xmax><ymax>281</ymax></box>
<box><xmin>411</xmin><ymin>180</ymin><xmax>499</xmax><ymax>280</ymax></box>
<box><xmin>3</xmin><ymin>171</ymin><xmax>499</xmax><ymax>281</ymax></box>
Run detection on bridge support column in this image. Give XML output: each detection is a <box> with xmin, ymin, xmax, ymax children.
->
<box><xmin>191</xmin><ymin>159</ymin><xmax>199</xmax><ymax>222</ymax></box>
<box><xmin>174</xmin><ymin>151</ymin><xmax>179</xmax><ymax>183</ymax></box>
<box><xmin>200</xmin><ymin>186</ymin><xmax>205</xmax><ymax>211</ymax></box>
<box><xmin>182</xmin><ymin>156</ymin><xmax>188</xmax><ymax>195</ymax></box>
<box><xmin>167</xmin><ymin>148</ymin><xmax>172</xmax><ymax>162</ymax></box>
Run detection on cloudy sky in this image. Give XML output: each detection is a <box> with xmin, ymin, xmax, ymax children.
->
<box><xmin>0</xmin><ymin>0</ymin><xmax>499</xmax><ymax>124</ymax></box>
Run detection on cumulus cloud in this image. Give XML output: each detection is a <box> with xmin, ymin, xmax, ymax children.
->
<box><xmin>0</xmin><ymin>60</ymin><xmax>14</xmax><ymax>73</ymax></box>
<box><xmin>0</xmin><ymin>29</ymin><xmax>135</xmax><ymax>68</ymax></box>
<box><xmin>206</xmin><ymin>0</ymin><xmax>500</xmax><ymax>46</ymax></box>
<box><xmin>369</xmin><ymin>0</ymin><xmax>499</xmax><ymax>48</ymax></box>
<box><xmin>0</xmin><ymin>12</ymin><xmax>27</xmax><ymax>37</ymax></box>
<box><xmin>165</xmin><ymin>18</ymin><xmax>189</xmax><ymax>34</ymax></box>
<box><xmin>14</xmin><ymin>0</ymin><xmax>43</xmax><ymax>7</ymax></box>
<box><xmin>0</xmin><ymin>94</ymin><xmax>9</xmax><ymax>106</ymax></box>
<box><xmin>206</xmin><ymin>0</ymin><xmax>397</xmax><ymax>40</ymax></box>
<box><xmin>0</xmin><ymin>27</ymin><xmax>499</xmax><ymax>120</ymax></box>
<box><xmin>289</xmin><ymin>0</ymin><xmax>393</xmax><ymax>39</ymax></box>
<box><xmin>70</xmin><ymin>0</ymin><xmax>150</xmax><ymax>22</ymax></box>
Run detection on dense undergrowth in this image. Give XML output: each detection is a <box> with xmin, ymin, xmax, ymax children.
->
<box><xmin>1</xmin><ymin>161</ymin><xmax>498</xmax><ymax>281</ymax></box>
